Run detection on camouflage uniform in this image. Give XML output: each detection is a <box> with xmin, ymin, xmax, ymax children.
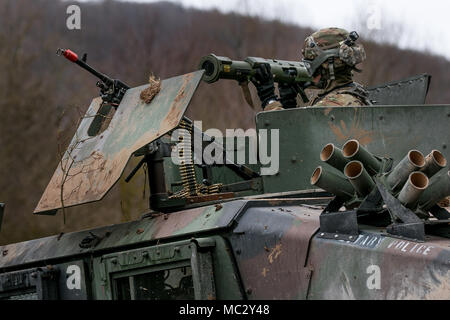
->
<box><xmin>310</xmin><ymin>83</ymin><xmax>370</xmax><ymax>107</ymax></box>
<box><xmin>252</xmin><ymin>27</ymin><xmax>370</xmax><ymax>110</ymax></box>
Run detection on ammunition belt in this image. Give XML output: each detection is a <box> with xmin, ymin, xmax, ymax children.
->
<box><xmin>169</xmin><ymin>119</ymin><xmax>223</xmax><ymax>200</ymax></box>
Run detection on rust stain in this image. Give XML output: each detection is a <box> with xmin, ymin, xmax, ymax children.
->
<box><xmin>268</xmin><ymin>243</ymin><xmax>282</xmax><ymax>264</ymax></box>
<box><xmin>328</xmin><ymin>108</ymin><xmax>374</xmax><ymax>145</ymax></box>
<box><xmin>323</xmin><ymin>107</ymin><xmax>333</xmax><ymax>116</ymax></box>
<box><xmin>152</xmin><ymin>206</ymin><xmax>204</xmax><ymax>239</ymax></box>
<box><xmin>164</xmin><ymin>73</ymin><xmax>194</xmax><ymax>130</ymax></box>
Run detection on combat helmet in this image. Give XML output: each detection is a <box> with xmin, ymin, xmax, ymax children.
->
<box><xmin>302</xmin><ymin>27</ymin><xmax>366</xmax><ymax>81</ymax></box>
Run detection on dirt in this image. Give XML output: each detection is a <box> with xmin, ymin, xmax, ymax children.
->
<box><xmin>140</xmin><ymin>75</ymin><xmax>161</xmax><ymax>104</ymax></box>
<box><xmin>438</xmin><ymin>196</ymin><xmax>450</xmax><ymax>208</ymax></box>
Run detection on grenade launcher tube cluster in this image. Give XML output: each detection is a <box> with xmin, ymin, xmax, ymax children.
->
<box><xmin>312</xmin><ymin>140</ymin><xmax>450</xmax><ymax>212</ymax></box>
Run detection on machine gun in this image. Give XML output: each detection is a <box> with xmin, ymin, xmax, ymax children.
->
<box><xmin>199</xmin><ymin>54</ymin><xmax>314</xmax><ymax>104</ymax></box>
<box><xmin>57</xmin><ymin>48</ymin><xmax>130</xmax><ymax>105</ymax></box>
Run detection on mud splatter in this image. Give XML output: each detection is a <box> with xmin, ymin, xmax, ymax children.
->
<box><xmin>268</xmin><ymin>244</ymin><xmax>282</xmax><ymax>263</ymax></box>
<box><xmin>328</xmin><ymin>108</ymin><xmax>374</xmax><ymax>145</ymax></box>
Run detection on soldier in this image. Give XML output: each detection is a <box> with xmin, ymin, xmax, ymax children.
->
<box><xmin>251</xmin><ymin>27</ymin><xmax>371</xmax><ymax>110</ymax></box>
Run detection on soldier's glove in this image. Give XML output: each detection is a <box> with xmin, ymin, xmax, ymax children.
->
<box><xmin>250</xmin><ymin>64</ymin><xmax>278</xmax><ymax>109</ymax></box>
<box><xmin>279</xmin><ymin>83</ymin><xmax>298</xmax><ymax>109</ymax></box>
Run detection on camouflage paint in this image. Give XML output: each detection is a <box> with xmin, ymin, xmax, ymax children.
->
<box><xmin>307</xmin><ymin>232</ymin><xmax>450</xmax><ymax>299</ymax></box>
<box><xmin>1</xmin><ymin>198</ymin><xmax>449</xmax><ymax>299</ymax></box>
<box><xmin>225</xmin><ymin>203</ymin><xmax>450</xmax><ymax>300</ymax></box>
<box><xmin>258</xmin><ymin>105</ymin><xmax>450</xmax><ymax>193</ymax></box>
<box><xmin>0</xmin><ymin>200</ymin><xmax>245</xmax><ymax>270</ymax></box>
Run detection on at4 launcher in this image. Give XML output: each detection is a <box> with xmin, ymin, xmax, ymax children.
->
<box><xmin>57</xmin><ymin>48</ymin><xmax>130</xmax><ymax>105</ymax></box>
<box><xmin>198</xmin><ymin>54</ymin><xmax>314</xmax><ymax>105</ymax></box>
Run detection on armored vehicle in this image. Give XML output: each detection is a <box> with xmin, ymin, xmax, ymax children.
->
<box><xmin>0</xmin><ymin>50</ymin><xmax>449</xmax><ymax>300</ymax></box>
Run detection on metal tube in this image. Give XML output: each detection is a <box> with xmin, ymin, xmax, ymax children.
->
<box><xmin>199</xmin><ymin>54</ymin><xmax>312</xmax><ymax>84</ymax></box>
<box><xmin>421</xmin><ymin>150</ymin><xmax>447</xmax><ymax>178</ymax></box>
<box><xmin>417</xmin><ymin>171</ymin><xmax>450</xmax><ymax>211</ymax></box>
<box><xmin>397</xmin><ymin>172</ymin><xmax>429</xmax><ymax>208</ymax></box>
<box><xmin>320</xmin><ymin>143</ymin><xmax>349</xmax><ymax>172</ymax></box>
<box><xmin>311</xmin><ymin>166</ymin><xmax>355</xmax><ymax>200</ymax></box>
<box><xmin>386</xmin><ymin>150</ymin><xmax>425</xmax><ymax>191</ymax></box>
<box><xmin>342</xmin><ymin>139</ymin><xmax>382</xmax><ymax>176</ymax></box>
<box><xmin>344</xmin><ymin>161</ymin><xmax>375</xmax><ymax>197</ymax></box>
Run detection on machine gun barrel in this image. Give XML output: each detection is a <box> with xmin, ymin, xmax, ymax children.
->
<box><xmin>199</xmin><ymin>53</ymin><xmax>313</xmax><ymax>85</ymax></box>
<box><xmin>57</xmin><ymin>48</ymin><xmax>130</xmax><ymax>105</ymax></box>
<box><xmin>58</xmin><ymin>49</ymin><xmax>112</xmax><ymax>84</ymax></box>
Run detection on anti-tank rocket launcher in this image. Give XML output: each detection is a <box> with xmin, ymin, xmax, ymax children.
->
<box><xmin>198</xmin><ymin>54</ymin><xmax>314</xmax><ymax>104</ymax></box>
<box><xmin>57</xmin><ymin>48</ymin><xmax>130</xmax><ymax>105</ymax></box>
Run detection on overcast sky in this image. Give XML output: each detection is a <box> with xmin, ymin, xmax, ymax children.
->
<box><xmin>83</xmin><ymin>0</ymin><xmax>450</xmax><ymax>60</ymax></box>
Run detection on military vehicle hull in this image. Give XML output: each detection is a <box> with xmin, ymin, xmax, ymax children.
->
<box><xmin>1</xmin><ymin>194</ymin><xmax>449</xmax><ymax>300</ymax></box>
<box><xmin>1</xmin><ymin>70</ymin><xmax>449</xmax><ymax>300</ymax></box>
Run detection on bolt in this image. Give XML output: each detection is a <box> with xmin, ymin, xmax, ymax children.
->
<box><xmin>330</xmin><ymin>115</ymin><xmax>335</xmax><ymax>121</ymax></box>
<box><xmin>291</xmin><ymin>156</ymin><xmax>297</xmax><ymax>163</ymax></box>
<box><xmin>236</xmin><ymin>249</ymin><xmax>241</xmax><ymax>255</ymax></box>
<box><xmin>174</xmin><ymin>247</ymin><xmax>180</xmax><ymax>253</ymax></box>
<box><xmin>246</xmin><ymin>288</ymin><xmax>252</xmax><ymax>295</ymax></box>
<box><xmin>264</xmin><ymin>120</ymin><xmax>270</xmax><ymax>126</ymax></box>
<box><xmin>379</xmin><ymin>115</ymin><xmax>384</xmax><ymax>120</ymax></box>
<box><xmin>320</xmin><ymin>233</ymin><xmax>324</xmax><ymax>236</ymax></box>
<box><xmin>334</xmin><ymin>234</ymin><xmax>339</xmax><ymax>238</ymax></box>
<box><xmin>111</xmin><ymin>258</ymin><xmax>118</xmax><ymax>265</ymax></box>
<box><xmin>443</xmin><ymin>144</ymin><xmax>447</xmax><ymax>150</ymax></box>
<box><xmin>142</xmin><ymin>251</ymin><xmax>149</xmax><ymax>258</ymax></box>
<box><xmin>349</xmin><ymin>236</ymin><xmax>353</xmax><ymax>239</ymax></box>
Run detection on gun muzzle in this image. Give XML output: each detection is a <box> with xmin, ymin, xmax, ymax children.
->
<box><xmin>320</xmin><ymin>143</ymin><xmax>349</xmax><ymax>172</ymax></box>
<box><xmin>57</xmin><ymin>48</ymin><xmax>78</xmax><ymax>62</ymax></box>
<box><xmin>397</xmin><ymin>172</ymin><xmax>429</xmax><ymax>208</ymax></box>
<box><xmin>386</xmin><ymin>150</ymin><xmax>425</xmax><ymax>191</ymax></box>
<box><xmin>421</xmin><ymin>150</ymin><xmax>447</xmax><ymax>178</ymax></box>
<box><xmin>342</xmin><ymin>140</ymin><xmax>382</xmax><ymax>176</ymax></box>
<box><xmin>311</xmin><ymin>166</ymin><xmax>355</xmax><ymax>200</ymax></box>
<box><xmin>417</xmin><ymin>170</ymin><xmax>450</xmax><ymax>211</ymax></box>
<box><xmin>344</xmin><ymin>161</ymin><xmax>375</xmax><ymax>197</ymax></box>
